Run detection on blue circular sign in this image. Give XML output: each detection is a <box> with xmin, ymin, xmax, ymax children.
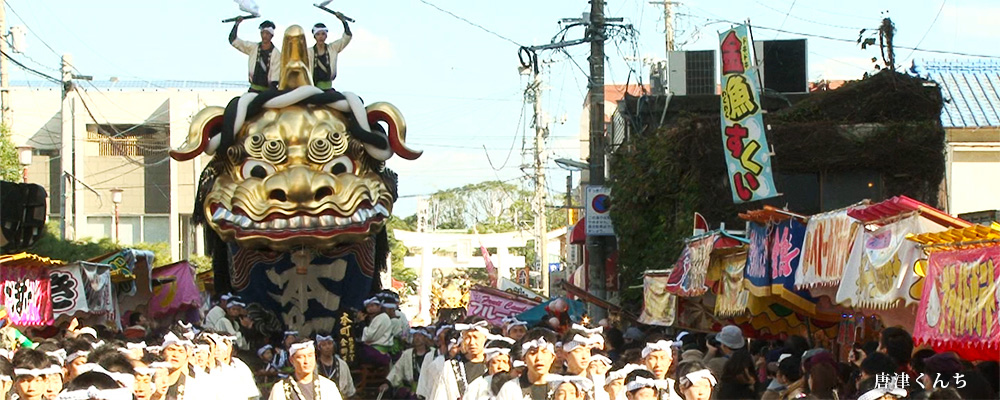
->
<box><xmin>592</xmin><ymin>194</ymin><xmax>610</xmax><ymax>213</ymax></box>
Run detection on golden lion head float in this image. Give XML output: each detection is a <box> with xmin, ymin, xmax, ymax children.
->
<box><xmin>170</xmin><ymin>25</ymin><xmax>421</xmax><ymax>253</ymax></box>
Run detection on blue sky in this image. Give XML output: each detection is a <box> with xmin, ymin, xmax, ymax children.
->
<box><xmin>5</xmin><ymin>0</ymin><xmax>996</xmax><ymax>217</ymax></box>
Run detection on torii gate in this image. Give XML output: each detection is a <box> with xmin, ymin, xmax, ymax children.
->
<box><xmin>394</xmin><ymin>228</ymin><xmax>566</xmax><ymax>323</ymax></box>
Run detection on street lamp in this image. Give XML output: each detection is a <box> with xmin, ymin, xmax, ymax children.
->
<box><xmin>16</xmin><ymin>145</ymin><xmax>32</xmax><ymax>183</ymax></box>
<box><xmin>110</xmin><ymin>188</ymin><xmax>123</xmax><ymax>243</ymax></box>
<box><xmin>555</xmin><ymin>158</ymin><xmax>589</xmax><ymax>171</ymax></box>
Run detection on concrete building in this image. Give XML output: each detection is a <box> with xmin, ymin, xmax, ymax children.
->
<box><xmin>917</xmin><ymin>60</ymin><xmax>1000</xmax><ymax>216</ymax></box>
<box><xmin>8</xmin><ymin>80</ymin><xmax>245</xmax><ymax>261</ymax></box>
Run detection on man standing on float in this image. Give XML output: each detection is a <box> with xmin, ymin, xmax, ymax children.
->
<box><xmin>308</xmin><ymin>11</ymin><xmax>352</xmax><ymax>90</ymax></box>
<box><xmin>230</xmin><ymin>18</ymin><xmax>281</xmax><ymax>92</ymax></box>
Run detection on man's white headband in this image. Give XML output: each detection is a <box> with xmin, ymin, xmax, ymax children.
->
<box><xmin>607</xmin><ymin>364</ymin><xmax>647</xmax><ymax>381</ymax></box>
<box><xmin>521</xmin><ymin>337</ymin><xmax>554</xmax><ymax>354</ymax></box>
<box><xmin>14</xmin><ymin>366</ymin><xmax>61</xmax><ymax>377</ymax></box>
<box><xmin>284</xmin><ymin>331</ymin><xmax>299</xmax><ymax>337</ymax></box>
<box><xmin>563</xmin><ymin>334</ymin><xmax>600</xmax><ymax>351</ymax></box>
<box><xmin>486</xmin><ymin>334</ymin><xmax>516</xmax><ymax>344</ymax></box>
<box><xmin>312</xmin><ymin>27</ymin><xmax>329</xmax><ymax>35</ymax></box>
<box><xmin>74</xmin><ymin>364</ymin><xmax>136</xmax><ymax>389</ymax></box>
<box><xmin>591</xmin><ymin>354</ymin><xmax>612</xmax><ymax>365</ymax></box>
<box><xmin>46</xmin><ymin>349</ymin><xmax>67</xmax><ymax>365</ymax></box>
<box><xmin>679</xmin><ymin>369</ymin><xmax>717</xmax><ymax>388</ymax></box>
<box><xmin>261</xmin><ymin>27</ymin><xmax>275</xmax><ymax>35</ymax></box>
<box><xmin>363</xmin><ymin>297</ymin><xmax>382</xmax><ymax>307</ymax></box>
<box><xmin>289</xmin><ymin>341</ymin><xmax>315</xmax><ymax>357</ymax></box>
<box><xmin>55</xmin><ymin>387</ymin><xmax>134</xmax><ymax>400</ymax></box>
<box><xmin>641</xmin><ymin>340</ymin><xmax>673</xmax><ymax>359</ymax></box>
<box><xmin>455</xmin><ymin>320</ymin><xmax>489</xmax><ymax>334</ymax></box>
<box><xmin>626</xmin><ymin>376</ymin><xmax>667</xmax><ymax>393</ymax></box>
<box><xmin>549</xmin><ymin>374</ymin><xmax>595</xmax><ymax>392</ymax></box>
<box><xmin>571</xmin><ymin>324</ymin><xmax>604</xmax><ymax>335</ymax></box>
<box><xmin>410</xmin><ymin>329</ymin><xmax>432</xmax><ymax>339</ymax></box>
<box><xmin>484</xmin><ymin>347</ymin><xmax>511</xmax><ymax>362</ymax></box>
<box><xmin>503</xmin><ymin>317</ymin><xmax>527</xmax><ymax>328</ymax></box>
<box><xmin>257</xmin><ymin>344</ymin><xmax>274</xmax><ymax>357</ymax></box>
<box><xmin>162</xmin><ymin>332</ymin><xmax>193</xmax><ymax>348</ymax></box>
<box><xmin>316</xmin><ymin>334</ymin><xmax>334</xmax><ymax>342</ymax></box>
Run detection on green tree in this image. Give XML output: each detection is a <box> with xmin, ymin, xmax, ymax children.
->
<box><xmin>0</xmin><ymin>125</ymin><xmax>24</xmax><ymax>182</ymax></box>
<box><xmin>29</xmin><ymin>222</ymin><xmax>173</xmax><ymax>267</ymax></box>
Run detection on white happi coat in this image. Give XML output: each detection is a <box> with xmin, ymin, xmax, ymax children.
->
<box><xmin>362</xmin><ymin>313</ymin><xmax>394</xmax><ymax>347</ymax></box>
<box><xmin>387</xmin><ymin>348</ymin><xmax>436</xmax><ymax>389</ymax></box>
<box><xmin>462</xmin><ymin>374</ymin><xmax>495</xmax><ymax>400</ymax></box>
<box><xmin>318</xmin><ymin>356</ymin><xmax>355</xmax><ymax>398</ymax></box>
<box><xmin>415</xmin><ymin>353</ymin><xmax>444</xmax><ymax>399</ymax></box>
<box><xmin>267</xmin><ymin>375</ymin><xmax>343</xmax><ymax>400</ymax></box>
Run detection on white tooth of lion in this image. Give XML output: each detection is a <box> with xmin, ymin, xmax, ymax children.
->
<box><xmin>213</xmin><ymin>208</ymin><xmax>225</xmax><ymax>220</ymax></box>
<box><xmin>238</xmin><ymin>216</ymin><xmax>252</xmax><ymax>228</ymax></box>
<box><xmin>255</xmin><ymin>221</ymin><xmax>266</xmax><ymax>230</ymax></box>
<box><xmin>335</xmin><ymin>216</ymin><xmax>350</xmax><ymax>226</ymax></box>
<box><xmin>320</xmin><ymin>215</ymin><xmax>335</xmax><ymax>227</ymax></box>
<box><xmin>273</xmin><ymin>218</ymin><xmax>288</xmax><ymax>229</ymax></box>
<box><xmin>306</xmin><ymin>216</ymin><xmax>319</xmax><ymax>228</ymax></box>
<box><xmin>350</xmin><ymin>214</ymin><xmax>363</xmax><ymax>224</ymax></box>
<box><xmin>222</xmin><ymin>209</ymin><xmax>233</xmax><ymax>221</ymax></box>
<box><xmin>288</xmin><ymin>215</ymin><xmax>302</xmax><ymax>229</ymax></box>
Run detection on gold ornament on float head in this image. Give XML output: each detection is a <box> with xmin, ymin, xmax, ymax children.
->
<box><xmin>169</xmin><ymin>25</ymin><xmax>422</xmax><ymax>252</ymax></box>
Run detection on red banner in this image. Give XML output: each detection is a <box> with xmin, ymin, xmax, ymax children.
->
<box><xmin>913</xmin><ymin>246</ymin><xmax>999</xmax><ymax>360</ymax></box>
<box><xmin>1</xmin><ymin>266</ymin><xmax>52</xmax><ymax>326</ymax></box>
<box><xmin>665</xmin><ymin>234</ymin><xmax>716</xmax><ymax>297</ymax></box>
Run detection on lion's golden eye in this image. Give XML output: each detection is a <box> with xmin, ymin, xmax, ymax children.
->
<box><xmin>241</xmin><ymin>159</ymin><xmax>276</xmax><ymax>180</ymax></box>
<box><xmin>323</xmin><ymin>155</ymin><xmax>354</xmax><ymax>176</ymax></box>
<box><xmin>261</xmin><ymin>139</ymin><xmax>287</xmax><ymax>164</ymax></box>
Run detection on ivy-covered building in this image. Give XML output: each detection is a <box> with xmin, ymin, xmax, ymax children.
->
<box><xmin>607</xmin><ymin>70</ymin><xmax>950</xmax><ymax>296</ymax></box>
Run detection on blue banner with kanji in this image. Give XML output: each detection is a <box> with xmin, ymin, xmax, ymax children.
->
<box><xmin>719</xmin><ymin>25</ymin><xmax>778</xmax><ymax>203</ymax></box>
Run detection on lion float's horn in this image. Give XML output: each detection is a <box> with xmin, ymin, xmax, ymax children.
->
<box><xmin>366</xmin><ymin>102</ymin><xmax>422</xmax><ymax>160</ymax></box>
<box><xmin>170</xmin><ymin>106</ymin><xmax>225</xmax><ymax>161</ymax></box>
<box><xmin>279</xmin><ymin>25</ymin><xmax>311</xmax><ymax>90</ymax></box>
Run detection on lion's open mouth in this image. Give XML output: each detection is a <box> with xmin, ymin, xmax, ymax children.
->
<box><xmin>210</xmin><ymin>203</ymin><xmax>389</xmax><ymax>237</ymax></box>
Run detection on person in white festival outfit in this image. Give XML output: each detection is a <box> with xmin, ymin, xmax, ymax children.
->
<box><xmin>267</xmin><ymin>340</ymin><xmax>342</xmax><ymax>400</ymax></box>
<box><xmin>314</xmin><ymin>334</ymin><xmax>354</xmax><ymax>398</ymax></box>
<box><xmin>427</xmin><ymin>319</ymin><xmax>490</xmax><ymax>400</ymax></box>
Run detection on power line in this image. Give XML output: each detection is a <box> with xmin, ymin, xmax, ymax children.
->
<box><xmin>685</xmin><ymin>14</ymin><xmax>1000</xmax><ymax>59</ymax></box>
<box><xmin>2</xmin><ymin>0</ymin><xmax>60</xmax><ymax>58</ymax></box>
<box><xmin>0</xmin><ymin>48</ymin><xmax>60</xmax><ymax>83</ymax></box>
<box><xmin>774</xmin><ymin>0</ymin><xmax>797</xmax><ymax>39</ymax></box>
<box><xmin>413</xmin><ymin>0</ymin><xmax>523</xmax><ymax>47</ymax></box>
<box><xmin>902</xmin><ymin>0</ymin><xmax>947</xmax><ymax>64</ymax></box>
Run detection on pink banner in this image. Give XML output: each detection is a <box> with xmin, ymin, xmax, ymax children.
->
<box><xmin>914</xmin><ymin>246</ymin><xmax>999</xmax><ymax>361</ymax></box>
<box><xmin>468</xmin><ymin>285</ymin><xmax>537</xmax><ymax>326</ymax></box>
<box><xmin>149</xmin><ymin>261</ymin><xmax>202</xmax><ymax>317</ymax></box>
<box><xmin>1</xmin><ymin>266</ymin><xmax>52</xmax><ymax>326</ymax></box>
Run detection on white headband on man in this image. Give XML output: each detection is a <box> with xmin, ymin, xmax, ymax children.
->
<box><xmin>484</xmin><ymin>347</ymin><xmax>511</xmax><ymax>362</ymax></box>
<box><xmin>261</xmin><ymin>27</ymin><xmax>275</xmax><ymax>35</ymax></box>
<box><xmin>454</xmin><ymin>320</ymin><xmax>489</xmax><ymax>334</ymax></box>
<box><xmin>679</xmin><ymin>369</ymin><xmax>717</xmax><ymax>387</ymax></box>
<box><xmin>46</xmin><ymin>349</ymin><xmax>67</xmax><ymax>365</ymax></box>
<box><xmin>548</xmin><ymin>374</ymin><xmax>595</xmax><ymax>392</ymax></box>
<box><xmin>626</xmin><ymin>376</ymin><xmax>668</xmax><ymax>392</ymax></box>
<box><xmin>563</xmin><ymin>334</ymin><xmax>600</xmax><ymax>351</ymax></box>
<box><xmin>312</xmin><ymin>26</ymin><xmax>329</xmax><ymax>35</ymax></box>
<box><xmin>74</xmin><ymin>364</ymin><xmax>136</xmax><ymax>389</ymax></box>
<box><xmin>641</xmin><ymin>340</ymin><xmax>673</xmax><ymax>359</ymax></box>
<box><xmin>316</xmin><ymin>334</ymin><xmax>334</xmax><ymax>342</ymax></box>
<box><xmin>521</xmin><ymin>337</ymin><xmax>554</xmax><ymax>354</ymax></box>
<box><xmin>383</xmin><ymin>303</ymin><xmax>398</xmax><ymax>309</ymax></box>
<box><xmin>571</xmin><ymin>324</ymin><xmax>603</xmax><ymax>336</ymax></box>
<box><xmin>14</xmin><ymin>366</ymin><xmax>62</xmax><ymax>377</ymax></box>
<box><xmin>486</xmin><ymin>334</ymin><xmax>515</xmax><ymax>344</ymax></box>
<box><xmin>410</xmin><ymin>329</ymin><xmax>433</xmax><ymax>339</ymax></box>
<box><xmin>591</xmin><ymin>354</ymin><xmax>612</xmax><ymax>366</ymax></box>
<box><xmin>162</xmin><ymin>332</ymin><xmax>193</xmax><ymax>348</ymax></box>
<box><xmin>289</xmin><ymin>341</ymin><xmax>315</xmax><ymax>357</ymax></box>
<box><xmin>363</xmin><ymin>297</ymin><xmax>382</xmax><ymax>307</ymax></box>
<box><xmin>503</xmin><ymin>316</ymin><xmax>527</xmax><ymax>327</ymax></box>
<box><xmin>55</xmin><ymin>387</ymin><xmax>134</xmax><ymax>400</ymax></box>
<box><xmin>607</xmin><ymin>364</ymin><xmax>647</xmax><ymax>382</ymax></box>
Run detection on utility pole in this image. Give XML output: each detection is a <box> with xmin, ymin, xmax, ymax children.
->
<box><xmin>60</xmin><ymin>54</ymin><xmax>74</xmax><ymax>240</ymax></box>
<box><xmin>530</xmin><ymin>64</ymin><xmax>550</xmax><ymax>296</ymax></box>
<box><xmin>587</xmin><ymin>0</ymin><xmax>608</xmax><ymax>321</ymax></box>
<box><xmin>0</xmin><ymin>3</ymin><xmax>10</xmax><ymax>127</ymax></box>
<box><xmin>650</xmin><ymin>1</ymin><xmax>679</xmax><ymax>52</ymax></box>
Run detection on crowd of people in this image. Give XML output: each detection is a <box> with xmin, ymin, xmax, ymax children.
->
<box><xmin>0</xmin><ymin>291</ymin><xmax>997</xmax><ymax>400</ymax></box>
